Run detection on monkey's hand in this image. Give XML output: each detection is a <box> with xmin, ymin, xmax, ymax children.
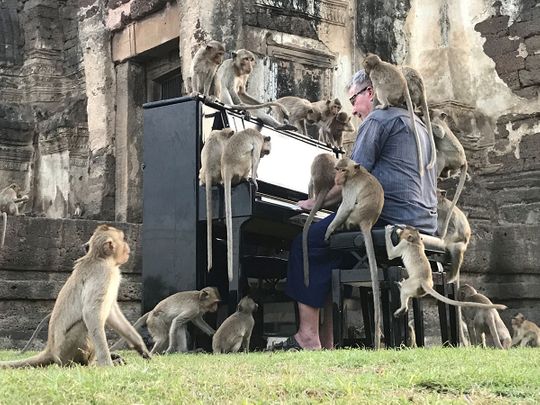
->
<box><xmin>324</xmin><ymin>226</ymin><xmax>334</xmax><ymax>242</ymax></box>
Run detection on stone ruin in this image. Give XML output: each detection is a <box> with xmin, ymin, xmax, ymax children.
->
<box><xmin>0</xmin><ymin>0</ymin><xmax>539</xmax><ymax>348</ymax></box>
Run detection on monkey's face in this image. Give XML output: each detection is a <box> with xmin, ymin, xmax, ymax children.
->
<box><xmin>400</xmin><ymin>227</ymin><xmax>421</xmax><ymax>245</ymax></box>
<box><xmin>200</xmin><ymin>287</ymin><xmax>221</xmax><ymax>312</ymax></box>
<box><xmin>260</xmin><ymin>136</ymin><xmax>271</xmax><ymax>157</ymax></box>
<box><xmin>235</xmin><ymin>50</ymin><xmax>256</xmax><ymax>74</ymax></box>
<box><xmin>237</xmin><ymin>296</ymin><xmax>258</xmax><ymax>314</ymax></box>
<box><xmin>330</xmin><ymin>99</ymin><xmax>342</xmax><ymax>116</ymax></box>
<box><xmin>436</xmin><ymin>189</ymin><xmax>447</xmax><ymax>203</ymax></box>
<box><xmin>362</xmin><ymin>54</ymin><xmax>380</xmax><ymax>72</ymax></box>
<box><xmin>512</xmin><ymin>313</ymin><xmax>525</xmax><ymax>328</ymax></box>
<box><xmin>91</xmin><ymin>225</ymin><xmax>131</xmax><ymax>265</ymax></box>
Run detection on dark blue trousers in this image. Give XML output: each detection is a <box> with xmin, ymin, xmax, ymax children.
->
<box><xmin>285</xmin><ymin>213</ymin><xmax>349</xmax><ymax>308</ymax></box>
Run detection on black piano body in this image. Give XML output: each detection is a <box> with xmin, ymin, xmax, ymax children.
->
<box><xmin>142</xmin><ymin>96</ymin><xmax>339</xmax><ymax>315</ymax></box>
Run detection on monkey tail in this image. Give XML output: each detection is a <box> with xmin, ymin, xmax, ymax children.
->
<box><xmin>421</xmin><ymin>96</ymin><xmax>437</xmax><ymax>169</ymax></box>
<box><xmin>19</xmin><ymin>313</ymin><xmax>51</xmax><ymax>354</ymax></box>
<box><xmin>229</xmin><ymin>102</ymin><xmax>289</xmax><ymax>116</ymax></box>
<box><xmin>224</xmin><ymin>172</ymin><xmax>234</xmax><ymax>282</ymax></box>
<box><xmin>440</xmin><ymin>161</ymin><xmax>468</xmax><ymax>239</ymax></box>
<box><xmin>404</xmin><ymin>83</ymin><xmax>424</xmax><ymax>177</ymax></box>
<box><xmin>422</xmin><ymin>282</ymin><xmax>507</xmax><ymax>310</ymax></box>
<box><xmin>205</xmin><ymin>172</ymin><xmax>214</xmax><ymax>271</ymax></box>
<box><xmin>302</xmin><ymin>190</ymin><xmax>328</xmax><ymax>287</ymax></box>
<box><xmin>455</xmin><ymin>274</ymin><xmax>468</xmax><ymax>347</ymax></box>
<box><xmin>109</xmin><ymin>312</ymin><xmax>149</xmax><ymax>351</ymax></box>
<box><xmin>362</xmin><ymin>225</ymin><xmax>382</xmax><ymax>350</ymax></box>
<box><xmin>486</xmin><ymin>312</ymin><xmax>505</xmax><ymax>349</ymax></box>
<box><xmin>0</xmin><ymin>350</ymin><xmax>55</xmax><ymax>369</ymax></box>
<box><xmin>1</xmin><ymin>211</ymin><xmax>6</xmax><ymax>248</ymax></box>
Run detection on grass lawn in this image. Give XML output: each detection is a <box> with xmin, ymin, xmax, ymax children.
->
<box><xmin>1</xmin><ymin>347</ymin><xmax>539</xmax><ymax>404</ymax></box>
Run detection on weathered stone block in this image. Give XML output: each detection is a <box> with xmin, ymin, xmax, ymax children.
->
<box><xmin>474</xmin><ymin>15</ymin><xmax>510</xmax><ymax>36</ymax></box>
<box><xmin>525</xmin><ymin>54</ymin><xmax>540</xmax><ymax>70</ymax></box>
<box><xmin>509</xmin><ymin>19</ymin><xmax>540</xmax><ymax>38</ymax></box>
<box><xmin>525</xmin><ymin>35</ymin><xmax>540</xmax><ymax>53</ymax></box>
<box><xmin>519</xmin><ymin>68</ymin><xmax>540</xmax><ymax>86</ymax></box>
<box><xmin>482</xmin><ymin>36</ymin><xmax>520</xmax><ymax>57</ymax></box>
<box><xmin>490</xmin><ymin>225</ymin><xmax>540</xmax><ymax>274</ymax></box>
<box><xmin>495</xmin><ymin>51</ymin><xmax>526</xmax><ymax>75</ymax></box>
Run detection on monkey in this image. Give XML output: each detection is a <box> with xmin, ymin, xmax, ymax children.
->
<box><xmin>221</xmin><ymin>128</ymin><xmax>271</xmax><ymax>281</ymax></box>
<box><xmin>437</xmin><ymin>188</ymin><xmax>471</xmax><ymax>345</ymax></box>
<box><xmin>511</xmin><ymin>313</ymin><xmax>540</xmax><ymax>347</ymax></box>
<box><xmin>110</xmin><ymin>287</ymin><xmax>221</xmax><ymax>354</ymax></box>
<box><xmin>323</xmin><ymin>158</ymin><xmax>385</xmax><ymax>349</ymax></box>
<box><xmin>311</xmin><ymin>98</ymin><xmax>342</xmax><ymax>123</ymax></box>
<box><xmin>0</xmin><ymin>183</ymin><xmax>29</xmax><ymax>248</ymax></box>
<box><xmin>187</xmin><ymin>40</ymin><xmax>226</xmax><ymax>99</ymax></box>
<box><xmin>273</xmin><ymin>96</ymin><xmax>321</xmax><ymax>136</ymax></box>
<box><xmin>437</xmin><ymin>189</ymin><xmax>471</xmax><ymax>284</ymax></box>
<box><xmin>0</xmin><ymin>225</ymin><xmax>150</xmax><ymax>368</ymax></box>
<box><xmin>401</xmin><ymin>66</ymin><xmax>437</xmax><ymax>169</ymax></box>
<box><xmin>431</xmin><ymin>109</ymin><xmax>468</xmax><ymax>239</ymax></box>
<box><xmin>199</xmin><ymin>128</ymin><xmax>235</xmax><ymax>271</ymax></box>
<box><xmin>215</xmin><ymin>49</ymin><xmax>296</xmax><ymax>131</ymax></box>
<box><xmin>384</xmin><ymin>225</ymin><xmax>507</xmax><ymax>319</ymax></box>
<box><xmin>363</xmin><ymin>54</ymin><xmax>432</xmax><ymax>177</ymax></box>
<box><xmin>318</xmin><ymin>111</ymin><xmax>355</xmax><ymax>148</ymax></box>
<box><xmin>458</xmin><ymin>284</ymin><xmax>511</xmax><ymax>349</ymax></box>
<box><xmin>302</xmin><ymin>153</ymin><xmax>337</xmax><ymax>287</ymax></box>
<box><xmin>212</xmin><ymin>296</ymin><xmax>258</xmax><ymax>354</ymax></box>
<box><xmin>19</xmin><ymin>313</ymin><xmax>52</xmax><ymax>353</ymax></box>
<box><xmin>73</xmin><ymin>202</ymin><xmax>83</xmax><ymax>218</ymax></box>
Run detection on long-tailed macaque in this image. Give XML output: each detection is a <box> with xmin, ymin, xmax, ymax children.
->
<box><xmin>273</xmin><ymin>96</ymin><xmax>321</xmax><ymax>136</ymax></box>
<box><xmin>0</xmin><ymin>225</ymin><xmax>150</xmax><ymax>368</ymax></box>
<box><xmin>511</xmin><ymin>313</ymin><xmax>540</xmax><ymax>347</ymax></box>
<box><xmin>324</xmin><ymin>158</ymin><xmax>384</xmax><ymax>349</ymax></box>
<box><xmin>212</xmin><ymin>296</ymin><xmax>257</xmax><ymax>354</ymax></box>
<box><xmin>363</xmin><ymin>54</ymin><xmax>429</xmax><ymax>177</ymax></box>
<box><xmin>385</xmin><ymin>225</ymin><xmax>507</xmax><ymax>317</ymax></box>
<box><xmin>0</xmin><ymin>183</ymin><xmax>29</xmax><ymax>247</ymax></box>
<box><xmin>187</xmin><ymin>40</ymin><xmax>226</xmax><ymax>99</ymax></box>
<box><xmin>110</xmin><ymin>287</ymin><xmax>221</xmax><ymax>354</ymax></box>
<box><xmin>199</xmin><ymin>128</ymin><xmax>235</xmax><ymax>270</ymax></box>
<box><xmin>431</xmin><ymin>109</ymin><xmax>468</xmax><ymax>239</ymax></box>
<box><xmin>302</xmin><ymin>153</ymin><xmax>337</xmax><ymax>286</ymax></box>
<box><xmin>319</xmin><ymin>111</ymin><xmax>355</xmax><ymax>148</ymax></box>
<box><xmin>215</xmin><ymin>49</ymin><xmax>295</xmax><ymax>130</ymax></box>
<box><xmin>458</xmin><ymin>284</ymin><xmax>511</xmax><ymax>349</ymax></box>
<box><xmin>221</xmin><ymin>128</ymin><xmax>271</xmax><ymax>281</ymax></box>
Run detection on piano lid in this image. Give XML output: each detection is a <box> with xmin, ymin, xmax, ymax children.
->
<box><xmin>201</xmin><ymin>102</ymin><xmax>343</xmax><ymax>198</ymax></box>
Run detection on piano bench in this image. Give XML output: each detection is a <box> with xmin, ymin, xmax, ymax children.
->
<box><xmin>242</xmin><ymin>256</ymin><xmax>298</xmax><ymax>342</ymax></box>
<box><xmin>328</xmin><ymin>229</ymin><xmax>459</xmax><ymax>349</ymax></box>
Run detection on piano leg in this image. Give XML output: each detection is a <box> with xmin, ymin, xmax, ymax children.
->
<box><xmin>227</xmin><ymin>216</ymin><xmax>250</xmax><ymax>315</ymax></box>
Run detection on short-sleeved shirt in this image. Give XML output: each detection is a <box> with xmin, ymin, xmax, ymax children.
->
<box><xmin>350</xmin><ymin>107</ymin><xmax>438</xmax><ymax>235</ymax></box>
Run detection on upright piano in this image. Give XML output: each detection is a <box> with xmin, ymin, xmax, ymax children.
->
<box><xmin>142</xmin><ymin>96</ymin><xmax>339</xmax><ymax>314</ymax></box>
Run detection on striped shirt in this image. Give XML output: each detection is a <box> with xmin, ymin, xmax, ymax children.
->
<box><xmin>350</xmin><ymin>107</ymin><xmax>438</xmax><ymax>235</ymax></box>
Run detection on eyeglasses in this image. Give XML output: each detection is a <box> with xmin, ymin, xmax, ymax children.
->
<box><xmin>349</xmin><ymin>86</ymin><xmax>370</xmax><ymax>105</ymax></box>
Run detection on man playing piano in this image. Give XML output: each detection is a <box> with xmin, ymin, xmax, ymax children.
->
<box><xmin>278</xmin><ymin>69</ymin><xmax>438</xmax><ymax>350</ymax></box>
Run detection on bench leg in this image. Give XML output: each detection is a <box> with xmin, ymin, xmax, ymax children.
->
<box><xmin>412</xmin><ymin>298</ymin><xmax>424</xmax><ymax>347</ymax></box>
<box><xmin>332</xmin><ymin>269</ymin><xmax>344</xmax><ymax>348</ymax></box>
<box><xmin>360</xmin><ymin>287</ymin><xmax>373</xmax><ymax>348</ymax></box>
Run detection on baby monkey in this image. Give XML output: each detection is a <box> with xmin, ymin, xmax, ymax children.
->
<box><xmin>212</xmin><ymin>296</ymin><xmax>257</xmax><ymax>354</ymax></box>
<box><xmin>385</xmin><ymin>225</ymin><xmax>507</xmax><ymax>317</ymax></box>
<box><xmin>511</xmin><ymin>313</ymin><xmax>540</xmax><ymax>347</ymax></box>
<box><xmin>458</xmin><ymin>284</ymin><xmax>511</xmax><ymax>349</ymax></box>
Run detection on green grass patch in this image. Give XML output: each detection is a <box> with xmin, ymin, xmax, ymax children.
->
<box><xmin>1</xmin><ymin>347</ymin><xmax>539</xmax><ymax>404</ymax></box>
